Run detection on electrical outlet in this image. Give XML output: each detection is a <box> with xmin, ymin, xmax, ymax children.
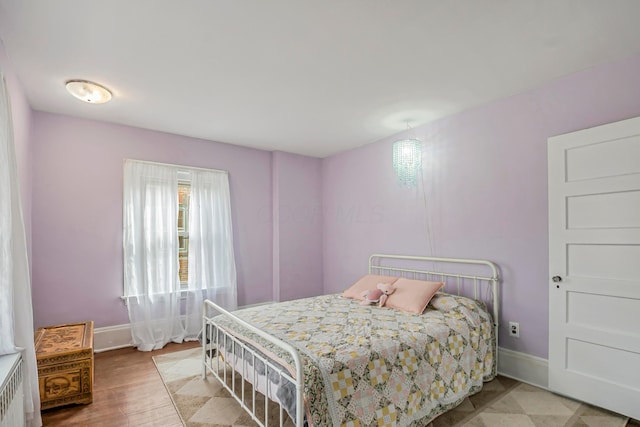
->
<box><xmin>509</xmin><ymin>321</ymin><xmax>520</xmax><ymax>338</ymax></box>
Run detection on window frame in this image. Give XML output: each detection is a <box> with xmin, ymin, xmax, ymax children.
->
<box><xmin>177</xmin><ymin>179</ymin><xmax>190</xmax><ymax>288</ymax></box>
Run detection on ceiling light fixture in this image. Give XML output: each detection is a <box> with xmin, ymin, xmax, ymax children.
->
<box><xmin>65</xmin><ymin>80</ymin><xmax>112</xmax><ymax>104</ymax></box>
<box><xmin>392</xmin><ymin>123</ymin><xmax>422</xmax><ymax>187</ymax></box>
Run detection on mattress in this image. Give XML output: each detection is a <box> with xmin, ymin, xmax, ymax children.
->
<box><xmin>211</xmin><ymin>292</ymin><xmax>496</xmax><ymax>427</ymax></box>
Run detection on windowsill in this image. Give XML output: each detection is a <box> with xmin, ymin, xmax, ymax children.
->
<box><xmin>120</xmin><ymin>287</ymin><xmax>227</xmax><ymax>303</ymax></box>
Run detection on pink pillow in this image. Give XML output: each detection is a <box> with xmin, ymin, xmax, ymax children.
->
<box><xmin>343</xmin><ymin>275</ymin><xmax>399</xmax><ymax>301</ymax></box>
<box><xmin>385</xmin><ymin>278</ymin><xmax>445</xmax><ymax>314</ymax></box>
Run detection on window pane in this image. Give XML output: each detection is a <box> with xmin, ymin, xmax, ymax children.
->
<box><xmin>177</xmin><ymin>207</ymin><xmax>187</xmax><ymax>232</ymax></box>
<box><xmin>178</xmin><ymin>184</ymin><xmax>190</xmax><ymax>205</ymax></box>
<box><xmin>179</xmin><ymin>254</ymin><xmax>189</xmax><ymax>284</ymax></box>
<box><xmin>178</xmin><ymin>235</ymin><xmax>189</xmax><ymax>253</ymax></box>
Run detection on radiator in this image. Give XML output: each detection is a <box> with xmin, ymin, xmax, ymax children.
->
<box><xmin>0</xmin><ymin>353</ymin><xmax>24</xmax><ymax>427</ymax></box>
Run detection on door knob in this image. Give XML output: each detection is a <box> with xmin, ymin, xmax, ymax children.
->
<box><xmin>552</xmin><ymin>276</ymin><xmax>562</xmax><ymax>282</ymax></box>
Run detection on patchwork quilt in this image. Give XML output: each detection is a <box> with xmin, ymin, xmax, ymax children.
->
<box><xmin>212</xmin><ymin>293</ymin><xmax>496</xmax><ymax>427</ymax></box>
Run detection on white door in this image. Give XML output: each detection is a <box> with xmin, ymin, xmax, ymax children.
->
<box><xmin>548</xmin><ymin>116</ymin><xmax>640</xmax><ymax>420</ymax></box>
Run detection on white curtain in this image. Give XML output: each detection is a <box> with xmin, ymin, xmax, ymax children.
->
<box><xmin>0</xmin><ymin>73</ymin><xmax>42</xmax><ymax>425</ymax></box>
<box><xmin>185</xmin><ymin>169</ymin><xmax>237</xmax><ymax>337</ymax></box>
<box><xmin>0</xmin><ymin>74</ymin><xmax>15</xmax><ymax>355</ymax></box>
<box><xmin>123</xmin><ymin>160</ymin><xmax>183</xmax><ymax>351</ymax></box>
<box><xmin>123</xmin><ymin>160</ymin><xmax>237</xmax><ymax>350</ymax></box>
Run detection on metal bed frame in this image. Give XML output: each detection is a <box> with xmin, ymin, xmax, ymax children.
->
<box><xmin>202</xmin><ymin>254</ymin><xmax>500</xmax><ymax>427</ymax></box>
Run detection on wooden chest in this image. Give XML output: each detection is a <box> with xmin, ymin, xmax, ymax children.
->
<box><xmin>34</xmin><ymin>321</ymin><xmax>94</xmax><ymax>410</ymax></box>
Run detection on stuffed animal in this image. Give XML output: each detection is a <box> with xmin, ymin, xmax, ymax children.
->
<box><xmin>377</xmin><ymin>282</ymin><xmax>396</xmax><ymax>307</ymax></box>
<box><xmin>361</xmin><ymin>283</ymin><xmax>397</xmax><ymax>307</ymax></box>
<box><xmin>361</xmin><ymin>288</ymin><xmax>383</xmax><ymax>305</ymax></box>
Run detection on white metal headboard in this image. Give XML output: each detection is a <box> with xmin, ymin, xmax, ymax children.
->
<box><xmin>368</xmin><ymin>254</ymin><xmax>500</xmax><ymax>348</ymax></box>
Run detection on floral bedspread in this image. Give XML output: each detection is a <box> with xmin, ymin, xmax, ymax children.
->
<box><xmin>212</xmin><ymin>293</ymin><xmax>496</xmax><ymax>427</ymax></box>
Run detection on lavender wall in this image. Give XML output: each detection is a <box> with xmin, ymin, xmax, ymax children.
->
<box><xmin>31</xmin><ymin>113</ymin><xmax>278</xmax><ymax>328</ymax></box>
<box><xmin>272</xmin><ymin>151</ymin><xmax>323</xmax><ymax>301</ymax></box>
<box><xmin>22</xmin><ymin>47</ymin><xmax>640</xmax><ymax>358</ymax></box>
<box><xmin>0</xmin><ymin>42</ymin><xmax>33</xmax><ymax>258</ymax></box>
<box><xmin>322</xmin><ymin>52</ymin><xmax>640</xmax><ymax>359</ymax></box>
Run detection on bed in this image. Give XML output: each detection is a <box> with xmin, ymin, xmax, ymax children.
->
<box><xmin>202</xmin><ymin>254</ymin><xmax>500</xmax><ymax>427</ymax></box>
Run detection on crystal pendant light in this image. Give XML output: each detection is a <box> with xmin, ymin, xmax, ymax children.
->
<box><xmin>392</xmin><ymin>136</ymin><xmax>422</xmax><ymax>187</ymax></box>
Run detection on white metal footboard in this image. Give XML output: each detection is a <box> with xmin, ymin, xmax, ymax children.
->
<box><xmin>202</xmin><ymin>300</ymin><xmax>305</xmax><ymax>427</ymax></box>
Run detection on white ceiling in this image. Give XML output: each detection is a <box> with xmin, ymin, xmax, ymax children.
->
<box><xmin>1</xmin><ymin>1</ymin><xmax>640</xmax><ymax>158</ymax></box>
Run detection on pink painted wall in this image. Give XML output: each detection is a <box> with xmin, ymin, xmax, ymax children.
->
<box><xmin>31</xmin><ymin>113</ymin><xmax>276</xmax><ymax>328</ymax></box>
<box><xmin>0</xmin><ymin>42</ymin><xmax>33</xmax><ymax>258</ymax></box>
<box><xmin>322</xmin><ymin>52</ymin><xmax>640</xmax><ymax>359</ymax></box>
<box><xmin>272</xmin><ymin>151</ymin><xmax>323</xmax><ymax>301</ymax></box>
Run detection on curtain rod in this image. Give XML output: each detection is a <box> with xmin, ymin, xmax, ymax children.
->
<box><xmin>124</xmin><ymin>158</ymin><xmax>228</xmax><ymax>174</ymax></box>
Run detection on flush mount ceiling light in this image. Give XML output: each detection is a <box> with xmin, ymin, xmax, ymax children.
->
<box><xmin>65</xmin><ymin>80</ymin><xmax>112</xmax><ymax>104</ymax></box>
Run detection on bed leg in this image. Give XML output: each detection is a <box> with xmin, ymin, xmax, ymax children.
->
<box><xmin>202</xmin><ymin>301</ymin><xmax>207</xmax><ymax>379</ymax></box>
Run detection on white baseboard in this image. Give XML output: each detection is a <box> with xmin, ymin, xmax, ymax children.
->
<box><xmin>498</xmin><ymin>346</ymin><xmax>549</xmax><ymax>389</ymax></box>
<box><xmin>94</xmin><ymin>324</ymin><xmax>132</xmax><ymax>353</ymax></box>
<box><xmin>240</xmin><ymin>300</ymin><xmax>276</xmax><ymax>309</ymax></box>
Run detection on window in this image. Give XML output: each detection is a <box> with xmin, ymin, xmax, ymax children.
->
<box><xmin>178</xmin><ymin>181</ymin><xmax>190</xmax><ymax>286</ymax></box>
<box><xmin>123</xmin><ymin>158</ymin><xmax>237</xmax><ymax>349</ymax></box>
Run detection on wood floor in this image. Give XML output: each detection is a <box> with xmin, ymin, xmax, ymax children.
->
<box><xmin>40</xmin><ymin>341</ymin><xmax>640</xmax><ymax>427</ymax></box>
<box><xmin>41</xmin><ymin>341</ymin><xmax>200</xmax><ymax>427</ymax></box>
